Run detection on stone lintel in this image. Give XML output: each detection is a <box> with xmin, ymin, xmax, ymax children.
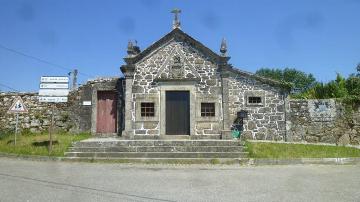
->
<box><xmin>154</xmin><ymin>78</ymin><xmax>200</xmax><ymax>84</ymax></box>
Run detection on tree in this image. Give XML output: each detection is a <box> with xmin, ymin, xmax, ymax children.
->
<box><xmin>326</xmin><ymin>73</ymin><xmax>348</xmax><ymax>98</ymax></box>
<box><xmin>255</xmin><ymin>67</ymin><xmax>316</xmax><ymax>91</ymax></box>
<box><xmin>346</xmin><ymin>76</ymin><xmax>360</xmax><ymax>96</ymax></box>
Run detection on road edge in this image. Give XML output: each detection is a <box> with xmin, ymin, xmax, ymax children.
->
<box><xmin>1</xmin><ymin>152</ymin><xmax>360</xmax><ymax>166</ymax></box>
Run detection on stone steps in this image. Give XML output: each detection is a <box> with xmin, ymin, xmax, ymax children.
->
<box><xmin>65</xmin><ymin>139</ymin><xmax>248</xmax><ymax>162</ymax></box>
<box><xmin>68</xmin><ymin>146</ymin><xmax>245</xmax><ymax>153</ymax></box>
<box><xmin>63</xmin><ymin>158</ymin><xmax>250</xmax><ymax>164</ymax></box>
<box><xmin>65</xmin><ymin>152</ymin><xmax>248</xmax><ymax>158</ymax></box>
<box><xmin>72</xmin><ymin>139</ymin><xmax>244</xmax><ymax>147</ymax></box>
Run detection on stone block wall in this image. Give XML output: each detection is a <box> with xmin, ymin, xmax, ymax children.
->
<box><xmin>130</xmin><ymin>41</ymin><xmax>222</xmax><ymax>137</ymax></box>
<box><xmin>227</xmin><ymin>74</ymin><xmax>286</xmax><ymax>141</ymax></box>
<box><xmin>286</xmin><ymin>99</ymin><xmax>360</xmax><ymax>145</ymax></box>
<box><xmin>85</xmin><ymin>77</ymin><xmax>124</xmax><ymax>134</ymax></box>
<box><xmin>132</xmin><ymin>41</ymin><xmax>220</xmax><ymax>94</ymax></box>
<box><xmin>0</xmin><ymin>92</ymin><xmax>76</xmax><ymax>133</ymax></box>
<box><xmin>0</xmin><ymin>77</ymin><xmax>123</xmax><ymax>134</ymax></box>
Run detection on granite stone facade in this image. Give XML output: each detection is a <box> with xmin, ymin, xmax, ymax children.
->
<box><xmin>227</xmin><ymin>74</ymin><xmax>286</xmax><ymax>141</ymax></box>
<box><xmin>120</xmin><ymin>28</ymin><xmax>288</xmax><ymax>139</ymax></box>
<box><xmin>128</xmin><ymin>40</ymin><xmax>222</xmax><ymax>137</ymax></box>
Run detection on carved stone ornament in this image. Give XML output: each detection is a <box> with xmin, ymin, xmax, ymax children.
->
<box><xmin>170</xmin><ymin>55</ymin><xmax>184</xmax><ymax>79</ymax></box>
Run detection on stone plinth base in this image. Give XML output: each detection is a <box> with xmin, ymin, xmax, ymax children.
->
<box><xmin>221</xmin><ymin>130</ymin><xmax>233</xmax><ymax>140</ymax></box>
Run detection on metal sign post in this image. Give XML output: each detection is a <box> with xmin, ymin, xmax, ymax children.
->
<box><xmin>8</xmin><ymin>96</ymin><xmax>28</xmax><ymax>146</ymax></box>
<box><xmin>15</xmin><ymin>113</ymin><xmax>18</xmax><ymax>145</ymax></box>
<box><xmin>49</xmin><ymin>104</ymin><xmax>55</xmax><ymax>153</ymax></box>
<box><xmin>39</xmin><ymin>76</ymin><xmax>69</xmax><ymax>154</ymax></box>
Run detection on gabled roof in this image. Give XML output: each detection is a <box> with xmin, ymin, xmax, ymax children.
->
<box><xmin>122</xmin><ymin>28</ymin><xmax>291</xmax><ymax>91</ymax></box>
<box><xmin>125</xmin><ymin>28</ymin><xmax>222</xmax><ymax>64</ymax></box>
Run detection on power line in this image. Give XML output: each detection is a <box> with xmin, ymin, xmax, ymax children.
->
<box><xmin>0</xmin><ymin>82</ymin><xmax>19</xmax><ymax>92</ymax></box>
<box><xmin>0</xmin><ymin>43</ymin><xmax>94</xmax><ymax>78</ymax></box>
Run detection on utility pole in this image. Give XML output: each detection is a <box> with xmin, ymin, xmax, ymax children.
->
<box><xmin>72</xmin><ymin>69</ymin><xmax>78</xmax><ymax>90</ymax></box>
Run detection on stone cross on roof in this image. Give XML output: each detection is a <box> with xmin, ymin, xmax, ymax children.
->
<box><xmin>171</xmin><ymin>8</ymin><xmax>181</xmax><ymax>29</ymax></box>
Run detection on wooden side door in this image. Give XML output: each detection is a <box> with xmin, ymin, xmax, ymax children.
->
<box><xmin>96</xmin><ymin>91</ymin><xmax>117</xmax><ymax>133</ymax></box>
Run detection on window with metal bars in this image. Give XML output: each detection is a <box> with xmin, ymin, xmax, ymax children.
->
<box><xmin>248</xmin><ymin>96</ymin><xmax>262</xmax><ymax>104</ymax></box>
<box><xmin>141</xmin><ymin>102</ymin><xmax>155</xmax><ymax>117</ymax></box>
<box><xmin>201</xmin><ymin>103</ymin><xmax>215</xmax><ymax>117</ymax></box>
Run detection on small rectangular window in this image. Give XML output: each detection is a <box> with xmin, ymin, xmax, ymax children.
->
<box><xmin>201</xmin><ymin>103</ymin><xmax>215</xmax><ymax>117</ymax></box>
<box><xmin>248</xmin><ymin>97</ymin><xmax>262</xmax><ymax>104</ymax></box>
<box><xmin>141</xmin><ymin>102</ymin><xmax>155</xmax><ymax>117</ymax></box>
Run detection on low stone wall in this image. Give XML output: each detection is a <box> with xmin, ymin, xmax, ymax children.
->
<box><xmin>1</xmin><ymin>90</ymin><xmax>359</xmax><ymax>145</ymax></box>
<box><xmin>286</xmin><ymin>99</ymin><xmax>360</xmax><ymax>145</ymax></box>
<box><xmin>0</xmin><ymin>92</ymin><xmax>76</xmax><ymax>133</ymax></box>
<box><xmin>0</xmin><ymin>78</ymin><xmax>122</xmax><ymax>135</ymax></box>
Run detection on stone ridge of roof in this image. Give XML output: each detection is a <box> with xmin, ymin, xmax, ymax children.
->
<box><xmin>127</xmin><ymin>28</ymin><xmax>221</xmax><ymax>64</ymax></box>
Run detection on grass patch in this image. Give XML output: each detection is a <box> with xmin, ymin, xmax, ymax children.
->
<box><xmin>0</xmin><ymin>131</ymin><xmax>90</xmax><ymax>157</ymax></box>
<box><xmin>246</xmin><ymin>141</ymin><xmax>360</xmax><ymax>158</ymax></box>
<box><xmin>209</xmin><ymin>159</ymin><xmax>221</xmax><ymax>164</ymax></box>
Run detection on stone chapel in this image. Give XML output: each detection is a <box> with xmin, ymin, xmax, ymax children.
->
<box><xmin>1</xmin><ymin>11</ymin><xmax>357</xmax><ymax>149</ymax></box>
<box><xmin>77</xmin><ymin>10</ymin><xmax>289</xmax><ymax>140</ymax></box>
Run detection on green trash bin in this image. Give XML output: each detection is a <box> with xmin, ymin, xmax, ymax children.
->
<box><xmin>231</xmin><ymin>129</ymin><xmax>241</xmax><ymax>139</ymax></box>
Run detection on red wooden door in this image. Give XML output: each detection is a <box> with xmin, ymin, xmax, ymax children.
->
<box><xmin>96</xmin><ymin>91</ymin><xmax>117</xmax><ymax>133</ymax></box>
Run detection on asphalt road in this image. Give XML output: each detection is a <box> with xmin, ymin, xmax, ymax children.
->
<box><xmin>0</xmin><ymin>158</ymin><xmax>359</xmax><ymax>202</ymax></box>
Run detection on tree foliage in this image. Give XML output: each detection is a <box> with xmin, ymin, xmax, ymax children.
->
<box><xmin>255</xmin><ymin>67</ymin><xmax>316</xmax><ymax>91</ymax></box>
<box><xmin>299</xmin><ymin>74</ymin><xmax>347</xmax><ymax>99</ymax></box>
<box><xmin>256</xmin><ymin>65</ymin><xmax>360</xmax><ymax>107</ymax></box>
<box><xmin>256</xmin><ymin>66</ymin><xmax>360</xmax><ymax>106</ymax></box>
<box><xmin>292</xmin><ymin>67</ymin><xmax>360</xmax><ymax>107</ymax></box>
<box><xmin>346</xmin><ymin>76</ymin><xmax>360</xmax><ymax>96</ymax></box>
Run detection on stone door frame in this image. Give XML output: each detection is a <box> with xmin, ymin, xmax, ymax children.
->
<box><xmin>159</xmin><ymin>81</ymin><xmax>196</xmax><ymax>138</ymax></box>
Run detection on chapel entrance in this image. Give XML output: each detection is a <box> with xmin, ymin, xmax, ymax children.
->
<box><xmin>96</xmin><ymin>91</ymin><xmax>117</xmax><ymax>133</ymax></box>
<box><xmin>165</xmin><ymin>91</ymin><xmax>190</xmax><ymax>135</ymax></box>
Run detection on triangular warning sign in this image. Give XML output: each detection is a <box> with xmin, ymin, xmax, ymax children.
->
<box><xmin>8</xmin><ymin>96</ymin><xmax>28</xmax><ymax>113</ymax></box>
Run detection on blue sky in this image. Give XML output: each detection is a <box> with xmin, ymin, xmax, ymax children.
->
<box><xmin>0</xmin><ymin>0</ymin><xmax>359</xmax><ymax>92</ymax></box>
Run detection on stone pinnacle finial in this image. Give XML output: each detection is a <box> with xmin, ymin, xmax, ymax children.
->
<box><xmin>171</xmin><ymin>8</ymin><xmax>181</xmax><ymax>29</ymax></box>
<box><xmin>127</xmin><ymin>40</ymin><xmax>134</xmax><ymax>56</ymax></box>
<box><xmin>220</xmin><ymin>38</ymin><xmax>227</xmax><ymax>56</ymax></box>
<box><xmin>127</xmin><ymin>40</ymin><xmax>141</xmax><ymax>57</ymax></box>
